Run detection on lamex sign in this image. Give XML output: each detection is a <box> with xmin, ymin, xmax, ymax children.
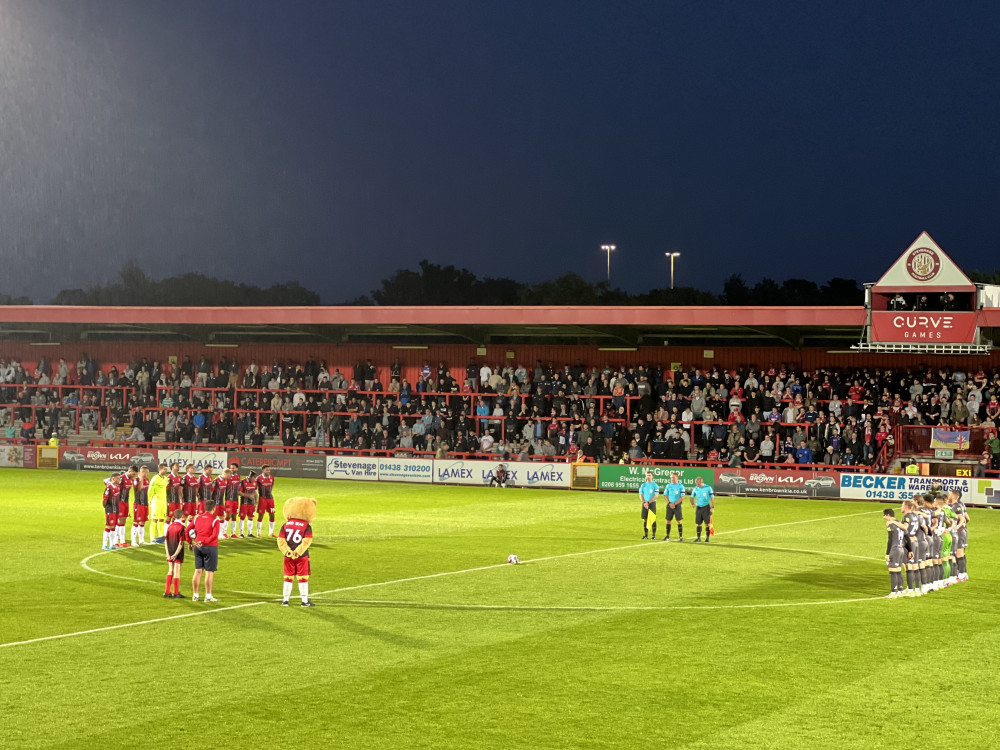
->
<box><xmin>157</xmin><ymin>450</ymin><xmax>229</xmax><ymax>473</ymax></box>
<box><xmin>838</xmin><ymin>472</ymin><xmax>999</xmax><ymax>505</ymax></box>
<box><xmin>62</xmin><ymin>447</ymin><xmax>158</xmax><ymax>472</ymax></box>
<box><xmin>434</xmin><ymin>459</ymin><xmax>570</xmax><ymax>488</ymax></box>
<box><xmin>870</xmin><ymin>312</ymin><xmax>976</xmax><ymax>344</ymax></box>
<box><xmin>597</xmin><ymin>464</ymin><xmax>714</xmax><ymax>491</ymax></box>
<box><xmin>377</xmin><ymin>458</ymin><xmax>433</xmax><ymax>484</ymax></box>
<box><xmin>715</xmin><ymin>468</ymin><xmax>840</xmax><ymax>498</ymax></box>
<box><xmin>326</xmin><ymin>456</ymin><xmax>378</xmax><ymax>481</ymax></box>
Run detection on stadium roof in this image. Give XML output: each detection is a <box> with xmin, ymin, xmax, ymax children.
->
<box><xmin>1</xmin><ymin>304</ymin><xmax>876</xmax><ymax>348</ymax></box>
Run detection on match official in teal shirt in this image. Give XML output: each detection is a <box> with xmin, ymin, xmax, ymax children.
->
<box><xmin>690</xmin><ymin>476</ymin><xmax>715</xmax><ymax>543</ymax></box>
<box><xmin>663</xmin><ymin>472</ymin><xmax>686</xmax><ymax>542</ymax></box>
<box><xmin>638</xmin><ymin>471</ymin><xmax>660</xmax><ymax>540</ymax></box>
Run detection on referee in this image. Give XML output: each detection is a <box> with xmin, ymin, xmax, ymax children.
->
<box><xmin>690</xmin><ymin>476</ymin><xmax>715</xmax><ymax>543</ymax></box>
<box><xmin>638</xmin><ymin>470</ymin><xmax>660</xmax><ymax>540</ymax></box>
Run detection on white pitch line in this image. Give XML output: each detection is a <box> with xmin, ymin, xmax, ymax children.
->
<box><xmin>309</xmin><ymin>508</ymin><xmax>882</xmax><ymax>598</ymax></box>
<box><xmin>0</xmin><ymin>601</ymin><xmax>269</xmax><ymax>650</ymax></box>
<box><xmin>80</xmin><ymin>550</ymin><xmax>279</xmax><ymax>599</ymax></box>
<box><xmin>36</xmin><ymin>506</ymin><xmax>882</xmax><ymax>652</ymax></box>
<box><xmin>323</xmin><ymin>595</ymin><xmax>889</xmax><ymax>612</ymax></box>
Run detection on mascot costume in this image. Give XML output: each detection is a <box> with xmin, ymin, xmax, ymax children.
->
<box><xmin>276</xmin><ymin>496</ymin><xmax>317</xmax><ymax>607</ymax></box>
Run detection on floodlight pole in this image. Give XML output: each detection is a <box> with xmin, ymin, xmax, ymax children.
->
<box><xmin>666</xmin><ymin>252</ymin><xmax>681</xmax><ymax>290</ymax></box>
<box><xmin>601</xmin><ymin>244</ymin><xmax>616</xmax><ymax>282</ymax></box>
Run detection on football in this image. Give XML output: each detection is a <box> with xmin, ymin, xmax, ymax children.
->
<box><xmin>507</xmin><ymin>554</ymin><xmax>519</xmax><ymax>564</ymax></box>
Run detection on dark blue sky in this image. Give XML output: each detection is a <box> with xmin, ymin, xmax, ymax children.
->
<box><xmin>2</xmin><ymin>0</ymin><xmax>998</xmax><ymax>303</ymax></box>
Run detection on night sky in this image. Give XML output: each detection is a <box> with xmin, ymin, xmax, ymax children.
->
<box><xmin>2</xmin><ymin>0</ymin><xmax>998</xmax><ymax>303</ymax></box>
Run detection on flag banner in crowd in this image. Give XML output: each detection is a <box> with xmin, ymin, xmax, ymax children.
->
<box><xmin>930</xmin><ymin>429</ymin><xmax>970</xmax><ymax>450</ymax></box>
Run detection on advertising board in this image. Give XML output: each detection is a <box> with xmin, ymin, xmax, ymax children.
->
<box><xmin>597</xmin><ymin>464</ymin><xmax>714</xmax><ymax>491</ymax></box>
<box><xmin>230</xmin><ymin>451</ymin><xmax>326</xmax><ymax>479</ymax></box>
<box><xmin>325</xmin><ymin>456</ymin><xmax>379</xmax><ymax>481</ymax></box>
<box><xmin>714</xmin><ymin>468</ymin><xmax>840</xmax><ymax>498</ymax></box>
<box><xmin>838</xmin><ymin>473</ymin><xmax>1000</xmax><ymax>506</ymax></box>
<box><xmin>0</xmin><ymin>445</ymin><xmax>24</xmax><ymax>468</ymax></box>
<box><xmin>870</xmin><ymin>311</ymin><xmax>976</xmax><ymax>343</ymax></box>
<box><xmin>61</xmin><ymin>447</ymin><xmax>159</xmax><ymax>472</ymax></box>
<box><xmin>434</xmin><ymin>459</ymin><xmax>571</xmax><ymax>488</ymax></box>
<box><xmin>377</xmin><ymin>457</ymin><xmax>434</xmax><ymax>484</ymax></box>
<box><xmin>157</xmin><ymin>450</ymin><xmax>229</xmax><ymax>473</ymax></box>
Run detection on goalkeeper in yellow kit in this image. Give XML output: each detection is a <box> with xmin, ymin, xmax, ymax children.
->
<box><xmin>147</xmin><ymin>463</ymin><xmax>170</xmax><ymax>542</ymax></box>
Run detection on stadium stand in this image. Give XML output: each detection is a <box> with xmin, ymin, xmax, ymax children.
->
<box><xmin>3</xmin><ymin>352</ymin><xmax>998</xmax><ymax>473</ymax></box>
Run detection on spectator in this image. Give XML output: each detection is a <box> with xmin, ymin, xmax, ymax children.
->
<box><xmin>795</xmin><ymin>441</ymin><xmax>812</xmax><ymax>464</ymax></box>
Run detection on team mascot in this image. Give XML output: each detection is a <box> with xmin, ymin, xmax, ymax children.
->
<box><xmin>276</xmin><ymin>496</ymin><xmax>317</xmax><ymax>607</ymax></box>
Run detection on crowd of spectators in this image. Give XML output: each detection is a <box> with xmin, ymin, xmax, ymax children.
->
<box><xmin>2</xmin><ymin>354</ymin><xmax>1000</xmax><ymax>469</ymax></box>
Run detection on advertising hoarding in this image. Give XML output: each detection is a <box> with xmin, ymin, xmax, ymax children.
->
<box><xmin>597</xmin><ymin>464</ymin><xmax>714</xmax><ymax>491</ymax></box>
<box><xmin>714</xmin><ymin>468</ymin><xmax>840</xmax><ymax>498</ymax></box>
<box><xmin>157</xmin><ymin>450</ymin><xmax>229</xmax><ymax>473</ymax></box>
<box><xmin>61</xmin><ymin>447</ymin><xmax>159</xmax><ymax>472</ymax></box>
<box><xmin>325</xmin><ymin>456</ymin><xmax>379</xmax><ymax>481</ymax></box>
<box><xmin>434</xmin><ymin>459</ymin><xmax>570</xmax><ymax>488</ymax></box>
<box><xmin>230</xmin><ymin>451</ymin><xmax>326</xmax><ymax>479</ymax></box>
<box><xmin>838</xmin><ymin>472</ymin><xmax>1000</xmax><ymax>506</ymax></box>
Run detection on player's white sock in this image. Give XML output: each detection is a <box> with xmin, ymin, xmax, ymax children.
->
<box><xmin>282</xmin><ymin>580</ymin><xmax>293</xmax><ymax>602</ymax></box>
<box><xmin>102</xmin><ymin>530</ymin><xmax>108</xmax><ymax>548</ymax></box>
<box><xmin>269</xmin><ymin>520</ymin><xmax>275</xmax><ymax>535</ymax></box>
<box><xmin>256</xmin><ymin>521</ymin><xmax>262</xmax><ymax>536</ymax></box>
<box><xmin>297</xmin><ymin>581</ymin><xmax>309</xmax><ymax>603</ymax></box>
<box><xmin>139</xmin><ymin>525</ymin><xmax>146</xmax><ymax>544</ymax></box>
<box><xmin>130</xmin><ymin>526</ymin><xmax>136</xmax><ymax>546</ymax></box>
<box><xmin>117</xmin><ymin>526</ymin><xmax>124</xmax><ymax>545</ymax></box>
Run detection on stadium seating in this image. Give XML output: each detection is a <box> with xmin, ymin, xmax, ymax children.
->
<box><xmin>2</xmin><ymin>355</ymin><xmax>997</xmax><ymax>471</ymax></box>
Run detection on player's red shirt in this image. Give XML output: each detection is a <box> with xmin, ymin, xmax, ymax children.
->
<box><xmin>199</xmin><ymin>472</ymin><xmax>215</xmax><ymax>500</ymax></box>
<box><xmin>225</xmin><ymin>472</ymin><xmax>242</xmax><ymax>502</ymax></box>
<box><xmin>213</xmin><ymin>476</ymin><xmax>228</xmax><ymax>503</ymax></box>
<box><xmin>134</xmin><ymin>476</ymin><xmax>150</xmax><ymax>506</ymax></box>
<box><xmin>102</xmin><ymin>481</ymin><xmax>121</xmax><ymax>513</ymax></box>
<box><xmin>183</xmin><ymin>472</ymin><xmax>200</xmax><ymax>501</ymax></box>
<box><xmin>189</xmin><ymin>512</ymin><xmax>221</xmax><ymax>547</ymax></box>
<box><xmin>256</xmin><ymin>474</ymin><xmax>274</xmax><ymax>499</ymax></box>
<box><xmin>239</xmin><ymin>478</ymin><xmax>257</xmax><ymax>503</ymax></box>
<box><xmin>118</xmin><ymin>474</ymin><xmax>135</xmax><ymax>502</ymax></box>
<box><xmin>279</xmin><ymin>519</ymin><xmax>313</xmax><ymax>558</ymax></box>
<box><xmin>167</xmin><ymin>472</ymin><xmax>183</xmax><ymax>500</ymax></box>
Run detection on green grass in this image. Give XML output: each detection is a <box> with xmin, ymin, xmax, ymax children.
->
<box><xmin>1</xmin><ymin>469</ymin><xmax>998</xmax><ymax>749</ymax></box>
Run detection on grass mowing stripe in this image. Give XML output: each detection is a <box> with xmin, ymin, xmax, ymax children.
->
<box><xmin>27</xmin><ymin>506</ymin><xmax>882</xmax><ymax>654</ymax></box>
<box><xmin>319</xmin><ymin>595</ymin><xmax>890</xmax><ymax>611</ymax></box>
<box><xmin>0</xmin><ymin>601</ymin><xmax>269</xmax><ymax>649</ymax></box>
<box><xmin>310</xmin><ymin>507</ymin><xmax>882</xmax><ymax>597</ymax></box>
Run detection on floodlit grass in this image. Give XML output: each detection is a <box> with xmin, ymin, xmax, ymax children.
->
<box><xmin>1</xmin><ymin>469</ymin><xmax>998</xmax><ymax>749</ymax></box>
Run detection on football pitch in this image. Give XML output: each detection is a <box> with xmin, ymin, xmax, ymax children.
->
<box><xmin>2</xmin><ymin>470</ymin><xmax>998</xmax><ymax>749</ymax></box>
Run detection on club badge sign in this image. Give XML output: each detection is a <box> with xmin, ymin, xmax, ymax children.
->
<box><xmin>905</xmin><ymin>247</ymin><xmax>941</xmax><ymax>282</ymax></box>
<box><xmin>870</xmin><ymin>312</ymin><xmax>976</xmax><ymax>344</ymax></box>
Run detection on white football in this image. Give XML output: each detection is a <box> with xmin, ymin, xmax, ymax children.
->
<box><xmin>507</xmin><ymin>554</ymin><xmax>519</xmax><ymax>564</ymax></box>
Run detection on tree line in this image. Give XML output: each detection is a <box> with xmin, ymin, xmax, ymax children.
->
<box><xmin>4</xmin><ymin>260</ymin><xmax>999</xmax><ymax>307</ymax></box>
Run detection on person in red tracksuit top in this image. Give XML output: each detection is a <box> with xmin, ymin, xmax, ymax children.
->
<box><xmin>188</xmin><ymin>500</ymin><xmax>221</xmax><ymax>602</ymax></box>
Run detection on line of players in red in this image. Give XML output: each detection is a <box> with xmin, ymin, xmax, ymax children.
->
<box><xmin>101</xmin><ymin>460</ymin><xmax>277</xmax><ymax>550</ymax></box>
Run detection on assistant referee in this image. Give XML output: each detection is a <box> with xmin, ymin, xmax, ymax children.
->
<box><xmin>690</xmin><ymin>476</ymin><xmax>715</xmax><ymax>543</ymax></box>
<box><xmin>638</xmin><ymin>470</ymin><xmax>659</xmax><ymax>540</ymax></box>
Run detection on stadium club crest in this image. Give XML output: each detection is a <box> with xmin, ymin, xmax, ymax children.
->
<box><xmin>905</xmin><ymin>247</ymin><xmax>941</xmax><ymax>282</ymax></box>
